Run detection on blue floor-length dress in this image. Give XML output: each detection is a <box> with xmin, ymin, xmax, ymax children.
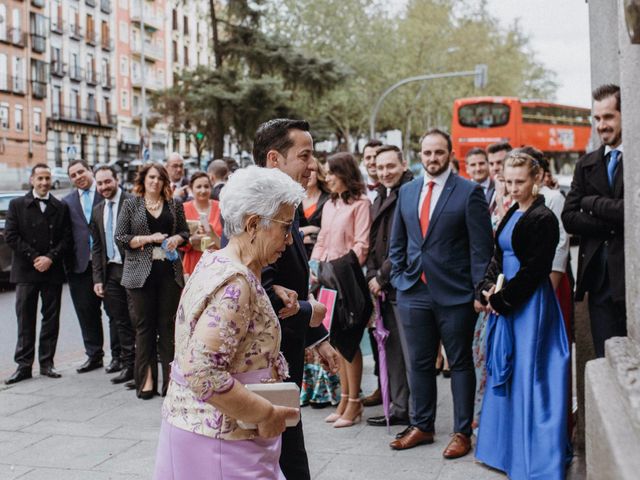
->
<box><xmin>476</xmin><ymin>211</ymin><xmax>571</xmax><ymax>480</ymax></box>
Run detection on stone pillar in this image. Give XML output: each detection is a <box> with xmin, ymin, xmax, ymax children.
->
<box><xmin>585</xmin><ymin>2</ymin><xmax>640</xmax><ymax>479</ymax></box>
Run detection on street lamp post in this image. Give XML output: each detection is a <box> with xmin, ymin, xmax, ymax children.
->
<box><xmin>369</xmin><ymin>64</ymin><xmax>488</xmax><ymax>139</ymax></box>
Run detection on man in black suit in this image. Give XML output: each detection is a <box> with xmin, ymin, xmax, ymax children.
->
<box><xmin>4</xmin><ymin>164</ymin><xmax>71</xmax><ymax>384</ymax></box>
<box><xmin>166</xmin><ymin>152</ymin><xmax>190</xmax><ymax>202</ymax></box>
<box><xmin>90</xmin><ymin>166</ymin><xmax>135</xmax><ymax>384</ymax></box>
<box><xmin>63</xmin><ymin>159</ymin><xmax>113</xmax><ymax>374</ymax></box>
<box><xmin>254</xmin><ymin>119</ymin><xmax>339</xmax><ymax>480</ymax></box>
<box><xmin>562</xmin><ymin>84</ymin><xmax>625</xmax><ymax>358</ymax></box>
<box><xmin>465</xmin><ymin>147</ymin><xmax>494</xmax><ymax>204</ymax></box>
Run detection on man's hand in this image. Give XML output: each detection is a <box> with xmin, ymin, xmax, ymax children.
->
<box><xmin>308</xmin><ymin>294</ymin><xmax>327</xmax><ymax>327</ymax></box>
<box><xmin>173</xmin><ymin>185</ymin><xmax>189</xmax><ymax>199</ymax></box>
<box><xmin>317</xmin><ymin>341</ymin><xmax>339</xmax><ymax>374</ymax></box>
<box><xmin>368</xmin><ymin>277</ymin><xmax>382</xmax><ymax>296</ymax></box>
<box><xmin>94</xmin><ymin>283</ymin><xmax>105</xmax><ymax>298</ymax></box>
<box><xmin>473</xmin><ymin>299</ymin><xmax>484</xmax><ymax>313</ymax></box>
<box><xmin>33</xmin><ymin>256</ymin><xmax>53</xmax><ymax>272</ymax></box>
<box><xmin>481</xmin><ymin>285</ymin><xmax>497</xmax><ymax>314</ymax></box>
<box><xmin>273</xmin><ymin>285</ymin><xmax>299</xmax><ymax>319</ymax></box>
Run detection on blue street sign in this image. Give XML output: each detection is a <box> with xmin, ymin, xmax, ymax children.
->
<box><xmin>143</xmin><ymin>148</ymin><xmax>150</xmax><ymax>161</ymax></box>
<box><xmin>66</xmin><ymin>145</ymin><xmax>77</xmax><ymax>160</ymax></box>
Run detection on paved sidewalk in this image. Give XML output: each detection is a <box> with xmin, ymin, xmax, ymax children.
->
<box><xmin>0</xmin><ymin>357</ymin><xmax>583</xmax><ymax>479</ymax></box>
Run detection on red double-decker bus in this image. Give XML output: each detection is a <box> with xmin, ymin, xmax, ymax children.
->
<box><xmin>451</xmin><ymin>97</ymin><xmax>591</xmax><ymax>177</ymax></box>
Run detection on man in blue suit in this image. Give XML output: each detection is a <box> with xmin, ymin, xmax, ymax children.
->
<box><xmin>63</xmin><ymin>159</ymin><xmax>112</xmax><ymax>374</ymax></box>
<box><xmin>388</xmin><ymin>129</ymin><xmax>493</xmax><ymax>458</ymax></box>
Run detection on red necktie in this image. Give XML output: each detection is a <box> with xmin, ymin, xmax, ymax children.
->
<box><xmin>419</xmin><ymin>181</ymin><xmax>435</xmax><ymax>283</ymax></box>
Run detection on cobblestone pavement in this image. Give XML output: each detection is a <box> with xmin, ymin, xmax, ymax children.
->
<box><xmin>0</xmin><ymin>356</ymin><xmax>584</xmax><ymax>479</ymax></box>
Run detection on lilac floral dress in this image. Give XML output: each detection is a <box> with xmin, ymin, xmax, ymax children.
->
<box><xmin>155</xmin><ymin>251</ymin><xmax>288</xmax><ymax>480</ymax></box>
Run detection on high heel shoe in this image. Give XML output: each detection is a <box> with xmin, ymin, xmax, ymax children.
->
<box><xmin>333</xmin><ymin>398</ymin><xmax>363</xmax><ymax>428</ymax></box>
<box><xmin>138</xmin><ymin>390</ymin><xmax>156</xmax><ymax>400</ymax></box>
<box><xmin>325</xmin><ymin>394</ymin><xmax>347</xmax><ymax>423</ymax></box>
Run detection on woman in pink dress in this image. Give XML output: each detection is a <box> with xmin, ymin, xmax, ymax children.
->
<box><xmin>181</xmin><ymin>172</ymin><xmax>223</xmax><ymax>278</ymax></box>
<box><xmin>153</xmin><ymin>166</ymin><xmax>304</xmax><ymax>480</ymax></box>
<box><xmin>311</xmin><ymin>153</ymin><xmax>371</xmax><ymax>428</ymax></box>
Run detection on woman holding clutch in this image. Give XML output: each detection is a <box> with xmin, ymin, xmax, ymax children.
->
<box><xmin>181</xmin><ymin>172</ymin><xmax>223</xmax><ymax>278</ymax></box>
<box><xmin>154</xmin><ymin>166</ymin><xmax>303</xmax><ymax>480</ymax></box>
<box><xmin>475</xmin><ymin>152</ymin><xmax>570</xmax><ymax>479</ymax></box>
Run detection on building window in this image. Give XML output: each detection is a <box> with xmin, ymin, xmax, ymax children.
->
<box><xmin>70</xmin><ymin>89</ymin><xmax>79</xmax><ymax>119</ymax></box>
<box><xmin>133</xmin><ymin>94</ymin><xmax>139</xmax><ymax>115</ymax></box>
<box><xmin>52</xmin><ymin>86</ymin><xmax>62</xmax><ymax>116</ymax></box>
<box><xmin>184</xmin><ymin>46</ymin><xmax>189</xmax><ymax>67</ymax></box>
<box><xmin>104</xmin><ymin>136</ymin><xmax>110</xmax><ymax>164</ymax></box>
<box><xmin>92</xmin><ymin>135</ymin><xmax>98</xmax><ymax>165</ymax></box>
<box><xmin>0</xmin><ymin>104</ymin><xmax>9</xmax><ymax>129</ymax></box>
<box><xmin>0</xmin><ymin>54</ymin><xmax>7</xmax><ymax>91</ymax></box>
<box><xmin>120</xmin><ymin>55</ymin><xmax>128</xmax><ymax>76</ymax></box>
<box><xmin>0</xmin><ymin>5</ymin><xmax>6</xmax><ymax>41</ymax></box>
<box><xmin>15</xmin><ymin>105</ymin><xmax>23</xmax><ymax>131</ymax></box>
<box><xmin>33</xmin><ymin>108</ymin><xmax>42</xmax><ymax>134</ymax></box>
<box><xmin>119</xmin><ymin>21</ymin><xmax>128</xmax><ymax>43</ymax></box>
<box><xmin>183</xmin><ymin>15</ymin><xmax>189</xmax><ymax>35</ymax></box>
<box><xmin>54</xmin><ymin>130</ymin><xmax>62</xmax><ymax>166</ymax></box>
<box><xmin>121</xmin><ymin>89</ymin><xmax>129</xmax><ymax>110</ymax></box>
<box><xmin>173</xmin><ymin>40</ymin><xmax>178</xmax><ymax>63</ymax></box>
<box><xmin>172</xmin><ymin>9</ymin><xmax>178</xmax><ymax>30</ymax></box>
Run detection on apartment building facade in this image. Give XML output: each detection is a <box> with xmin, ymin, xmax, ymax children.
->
<box><xmin>46</xmin><ymin>0</ymin><xmax>117</xmax><ymax>169</ymax></box>
<box><xmin>0</xmin><ymin>0</ymin><xmax>48</xmax><ymax>188</ymax></box>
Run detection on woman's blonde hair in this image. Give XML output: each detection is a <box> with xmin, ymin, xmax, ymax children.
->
<box><xmin>504</xmin><ymin>151</ymin><xmax>541</xmax><ymax>179</ymax></box>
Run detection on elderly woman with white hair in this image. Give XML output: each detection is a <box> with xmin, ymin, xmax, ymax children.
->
<box><xmin>153</xmin><ymin>166</ymin><xmax>303</xmax><ymax>480</ymax></box>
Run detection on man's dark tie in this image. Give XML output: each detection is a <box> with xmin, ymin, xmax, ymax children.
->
<box><xmin>38</xmin><ymin>198</ymin><xmax>49</xmax><ymax>204</ymax></box>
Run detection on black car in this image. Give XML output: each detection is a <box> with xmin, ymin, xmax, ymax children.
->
<box><xmin>0</xmin><ymin>192</ymin><xmax>26</xmax><ymax>286</ymax></box>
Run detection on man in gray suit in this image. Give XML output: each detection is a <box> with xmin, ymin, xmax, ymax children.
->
<box><xmin>63</xmin><ymin>160</ymin><xmax>112</xmax><ymax>374</ymax></box>
<box><xmin>91</xmin><ymin>166</ymin><xmax>135</xmax><ymax>384</ymax></box>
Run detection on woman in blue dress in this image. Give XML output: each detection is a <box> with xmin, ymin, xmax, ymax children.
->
<box><xmin>475</xmin><ymin>151</ymin><xmax>571</xmax><ymax>479</ymax></box>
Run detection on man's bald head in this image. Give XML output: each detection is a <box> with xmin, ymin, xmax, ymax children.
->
<box><xmin>166</xmin><ymin>152</ymin><xmax>185</xmax><ymax>182</ymax></box>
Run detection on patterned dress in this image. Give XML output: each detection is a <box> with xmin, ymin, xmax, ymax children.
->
<box><xmin>154</xmin><ymin>251</ymin><xmax>288</xmax><ymax>479</ymax></box>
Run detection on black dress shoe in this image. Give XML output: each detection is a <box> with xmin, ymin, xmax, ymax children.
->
<box><xmin>138</xmin><ymin>390</ymin><xmax>156</xmax><ymax>400</ymax></box>
<box><xmin>40</xmin><ymin>367</ymin><xmax>62</xmax><ymax>378</ymax></box>
<box><xmin>367</xmin><ymin>415</ymin><xmax>410</xmax><ymax>427</ymax></box>
<box><xmin>5</xmin><ymin>368</ymin><xmax>32</xmax><ymax>385</ymax></box>
<box><xmin>105</xmin><ymin>359</ymin><xmax>123</xmax><ymax>374</ymax></box>
<box><xmin>111</xmin><ymin>367</ymin><xmax>134</xmax><ymax>384</ymax></box>
<box><xmin>124</xmin><ymin>380</ymin><xmax>137</xmax><ymax>390</ymax></box>
<box><xmin>76</xmin><ymin>357</ymin><xmax>103</xmax><ymax>374</ymax></box>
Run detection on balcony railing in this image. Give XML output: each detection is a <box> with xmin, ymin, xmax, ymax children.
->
<box><xmin>32</xmin><ymin>0</ymin><xmax>45</xmax><ymax>7</ymax></box>
<box><xmin>69</xmin><ymin>65</ymin><xmax>84</xmax><ymax>82</ymax></box>
<box><xmin>101</xmin><ymin>38</ymin><xmax>113</xmax><ymax>51</ymax></box>
<box><xmin>51</xmin><ymin>106</ymin><xmax>116</xmax><ymax>127</ymax></box>
<box><xmin>30</xmin><ymin>33</ymin><xmax>46</xmax><ymax>53</ymax></box>
<box><xmin>131</xmin><ymin>76</ymin><xmax>165</xmax><ymax>91</ymax></box>
<box><xmin>101</xmin><ymin>0</ymin><xmax>112</xmax><ymax>14</ymax></box>
<box><xmin>85</xmin><ymin>30</ymin><xmax>97</xmax><ymax>46</ymax></box>
<box><xmin>86</xmin><ymin>70</ymin><xmax>98</xmax><ymax>85</ymax></box>
<box><xmin>9</xmin><ymin>28</ymin><xmax>26</xmax><ymax>47</ymax></box>
<box><xmin>131</xmin><ymin>41</ymin><xmax>164</xmax><ymax>62</ymax></box>
<box><xmin>69</xmin><ymin>24</ymin><xmax>83</xmax><ymax>40</ymax></box>
<box><xmin>101</xmin><ymin>75</ymin><xmax>115</xmax><ymax>89</ymax></box>
<box><xmin>51</xmin><ymin>19</ymin><xmax>64</xmax><ymax>34</ymax></box>
<box><xmin>11</xmin><ymin>76</ymin><xmax>27</xmax><ymax>95</ymax></box>
<box><xmin>51</xmin><ymin>60</ymin><xmax>66</xmax><ymax>77</ymax></box>
<box><xmin>31</xmin><ymin>80</ymin><xmax>47</xmax><ymax>99</ymax></box>
<box><xmin>130</xmin><ymin>7</ymin><xmax>163</xmax><ymax>30</ymax></box>
<box><xmin>85</xmin><ymin>0</ymin><xmax>97</xmax><ymax>7</ymax></box>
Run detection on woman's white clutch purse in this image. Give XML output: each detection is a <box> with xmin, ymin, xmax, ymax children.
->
<box><xmin>236</xmin><ymin>382</ymin><xmax>301</xmax><ymax>429</ymax></box>
<box><xmin>495</xmin><ymin>273</ymin><xmax>505</xmax><ymax>293</ymax></box>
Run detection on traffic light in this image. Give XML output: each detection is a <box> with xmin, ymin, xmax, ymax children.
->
<box><xmin>195</xmin><ymin>132</ymin><xmax>204</xmax><ymax>141</ymax></box>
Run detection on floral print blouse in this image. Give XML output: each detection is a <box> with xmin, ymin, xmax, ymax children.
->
<box><xmin>162</xmin><ymin>251</ymin><xmax>288</xmax><ymax>440</ymax></box>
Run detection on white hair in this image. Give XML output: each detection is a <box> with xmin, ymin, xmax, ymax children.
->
<box><xmin>220</xmin><ymin>165</ymin><xmax>305</xmax><ymax>238</ymax></box>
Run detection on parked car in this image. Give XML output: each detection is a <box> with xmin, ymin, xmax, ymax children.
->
<box><xmin>51</xmin><ymin>167</ymin><xmax>72</xmax><ymax>190</ymax></box>
<box><xmin>0</xmin><ymin>192</ymin><xmax>26</xmax><ymax>285</ymax></box>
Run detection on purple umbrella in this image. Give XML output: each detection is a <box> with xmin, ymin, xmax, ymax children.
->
<box><xmin>372</xmin><ymin>294</ymin><xmax>391</xmax><ymax>434</ymax></box>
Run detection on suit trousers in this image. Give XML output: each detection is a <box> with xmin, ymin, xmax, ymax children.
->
<box><xmin>588</xmin><ymin>272</ymin><xmax>627</xmax><ymax>358</ymax></box>
<box><xmin>14</xmin><ymin>282</ymin><xmax>62</xmax><ymax>369</ymax></box>
<box><xmin>104</xmin><ymin>263</ymin><xmax>135</xmax><ymax>368</ymax></box>
<box><xmin>67</xmin><ymin>263</ymin><xmax>106</xmax><ymax>359</ymax></box>
<box><xmin>396</xmin><ymin>281</ymin><xmax>476</xmax><ymax>436</ymax></box>
<box><xmin>382</xmin><ymin>300</ymin><xmax>409</xmax><ymax>420</ymax></box>
<box><xmin>280</xmin><ymin>419</ymin><xmax>310</xmax><ymax>480</ymax></box>
<box><xmin>127</xmin><ymin>261</ymin><xmax>181</xmax><ymax>396</ymax></box>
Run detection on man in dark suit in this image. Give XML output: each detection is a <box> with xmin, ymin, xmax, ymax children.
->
<box><xmin>465</xmin><ymin>147</ymin><xmax>494</xmax><ymax>204</ymax></box>
<box><xmin>63</xmin><ymin>159</ymin><xmax>112</xmax><ymax>374</ymax></box>
<box><xmin>4</xmin><ymin>164</ymin><xmax>71</xmax><ymax>384</ymax></box>
<box><xmin>388</xmin><ymin>129</ymin><xmax>493</xmax><ymax>458</ymax></box>
<box><xmin>562</xmin><ymin>84</ymin><xmax>625</xmax><ymax>358</ymax></box>
<box><xmin>207</xmin><ymin>159</ymin><xmax>228</xmax><ymax>201</ymax></box>
<box><xmin>91</xmin><ymin>165</ymin><xmax>135</xmax><ymax>384</ymax></box>
<box><xmin>364</xmin><ymin>145</ymin><xmax>413</xmax><ymax>427</ymax></box>
<box><xmin>166</xmin><ymin>152</ymin><xmax>190</xmax><ymax>202</ymax></box>
<box><xmin>253</xmin><ymin>119</ymin><xmax>339</xmax><ymax>480</ymax></box>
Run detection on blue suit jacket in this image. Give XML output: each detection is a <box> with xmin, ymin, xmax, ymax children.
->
<box><xmin>63</xmin><ymin>188</ymin><xmax>104</xmax><ymax>274</ymax></box>
<box><xmin>389</xmin><ymin>172</ymin><xmax>493</xmax><ymax>306</ymax></box>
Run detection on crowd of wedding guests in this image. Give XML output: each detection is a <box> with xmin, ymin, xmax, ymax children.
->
<box><xmin>3</xmin><ymin>83</ymin><xmax>625</xmax><ymax>480</ymax></box>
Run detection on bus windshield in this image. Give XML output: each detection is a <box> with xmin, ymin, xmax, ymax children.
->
<box><xmin>458</xmin><ymin>102</ymin><xmax>510</xmax><ymax>128</ymax></box>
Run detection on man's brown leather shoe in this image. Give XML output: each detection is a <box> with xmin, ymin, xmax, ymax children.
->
<box><xmin>362</xmin><ymin>388</ymin><xmax>382</xmax><ymax>407</ymax></box>
<box><xmin>442</xmin><ymin>433</ymin><xmax>471</xmax><ymax>459</ymax></box>
<box><xmin>389</xmin><ymin>426</ymin><xmax>434</xmax><ymax>450</ymax></box>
